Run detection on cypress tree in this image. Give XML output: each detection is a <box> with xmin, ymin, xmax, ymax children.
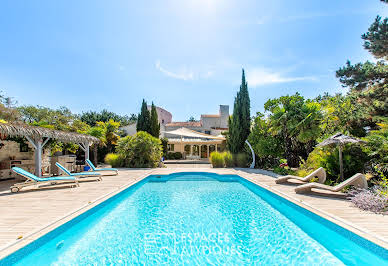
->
<box><xmin>227</xmin><ymin>69</ymin><xmax>251</xmax><ymax>153</ymax></box>
<box><xmin>137</xmin><ymin>99</ymin><xmax>151</xmax><ymax>133</ymax></box>
<box><xmin>240</xmin><ymin>69</ymin><xmax>251</xmax><ymax>141</ymax></box>
<box><xmin>150</xmin><ymin>102</ymin><xmax>160</xmax><ymax>137</ymax></box>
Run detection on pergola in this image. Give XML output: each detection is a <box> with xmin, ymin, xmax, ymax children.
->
<box><xmin>0</xmin><ymin>123</ymin><xmax>99</xmax><ymax>177</ymax></box>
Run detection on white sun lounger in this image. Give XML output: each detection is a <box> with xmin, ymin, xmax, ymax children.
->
<box><xmin>295</xmin><ymin>173</ymin><xmax>368</xmax><ymax>194</ymax></box>
<box><xmin>275</xmin><ymin>167</ymin><xmax>326</xmax><ymax>184</ymax></box>
<box><xmin>10</xmin><ymin>167</ymin><xmax>79</xmax><ymax>193</ymax></box>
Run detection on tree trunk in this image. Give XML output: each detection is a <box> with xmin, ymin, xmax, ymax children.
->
<box><xmin>93</xmin><ymin>144</ymin><xmax>98</xmax><ymax>165</ymax></box>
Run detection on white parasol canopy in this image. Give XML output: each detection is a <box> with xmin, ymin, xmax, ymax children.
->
<box><xmin>163</xmin><ymin>127</ymin><xmax>225</xmax><ymax>140</ymax></box>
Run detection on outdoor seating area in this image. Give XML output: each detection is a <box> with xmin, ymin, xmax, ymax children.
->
<box><xmin>274</xmin><ymin>167</ymin><xmax>369</xmax><ymax>197</ymax></box>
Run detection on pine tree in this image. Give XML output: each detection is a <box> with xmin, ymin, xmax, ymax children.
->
<box><xmin>136</xmin><ymin>99</ymin><xmax>151</xmax><ymax>133</ymax></box>
<box><xmin>227</xmin><ymin>69</ymin><xmax>251</xmax><ymax>153</ymax></box>
<box><xmin>150</xmin><ymin>102</ymin><xmax>160</xmax><ymax>137</ymax></box>
<box><xmin>336</xmin><ymin>0</ymin><xmax>388</xmax><ymax>121</ymax></box>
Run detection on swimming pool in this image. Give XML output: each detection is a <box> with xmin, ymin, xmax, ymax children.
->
<box><xmin>1</xmin><ymin>172</ymin><xmax>387</xmax><ymax>265</ymax></box>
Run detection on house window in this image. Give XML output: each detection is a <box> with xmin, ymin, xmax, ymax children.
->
<box><xmin>20</xmin><ymin>142</ymin><xmax>29</xmax><ymax>152</ymax></box>
<box><xmin>205</xmin><ymin>131</ymin><xmax>211</xmax><ymax>135</ymax></box>
<box><xmin>168</xmin><ymin>144</ymin><xmax>175</xmax><ymax>151</ymax></box>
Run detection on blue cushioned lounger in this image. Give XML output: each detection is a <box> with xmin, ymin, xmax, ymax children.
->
<box><xmin>10</xmin><ymin>167</ymin><xmax>79</xmax><ymax>193</ymax></box>
<box><xmin>55</xmin><ymin>162</ymin><xmax>102</xmax><ymax>181</ymax></box>
<box><xmin>86</xmin><ymin>159</ymin><xmax>118</xmax><ymax>176</ymax></box>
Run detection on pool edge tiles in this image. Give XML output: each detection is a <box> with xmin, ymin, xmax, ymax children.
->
<box><xmin>237</xmin><ymin>171</ymin><xmax>388</xmax><ymax>250</ymax></box>
<box><xmin>238</xmin><ymin>177</ymin><xmax>388</xmax><ymax>261</ymax></box>
<box><xmin>0</xmin><ymin>172</ymin><xmax>151</xmax><ymax>262</ymax></box>
<box><xmin>0</xmin><ymin>171</ymin><xmax>387</xmax><ymax>265</ymax></box>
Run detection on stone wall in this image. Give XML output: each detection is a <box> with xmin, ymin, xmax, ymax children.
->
<box><xmin>0</xmin><ymin>140</ymin><xmax>50</xmax><ymax>179</ymax></box>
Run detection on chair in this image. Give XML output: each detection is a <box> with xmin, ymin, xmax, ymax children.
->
<box><xmin>86</xmin><ymin>159</ymin><xmax>118</xmax><ymax>176</ymax></box>
<box><xmin>10</xmin><ymin>167</ymin><xmax>79</xmax><ymax>193</ymax></box>
<box><xmin>275</xmin><ymin>167</ymin><xmax>326</xmax><ymax>184</ymax></box>
<box><xmin>55</xmin><ymin>162</ymin><xmax>102</xmax><ymax>181</ymax></box>
<box><xmin>295</xmin><ymin>173</ymin><xmax>368</xmax><ymax>194</ymax></box>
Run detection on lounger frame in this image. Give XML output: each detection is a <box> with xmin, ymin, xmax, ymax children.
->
<box><xmin>10</xmin><ymin>167</ymin><xmax>79</xmax><ymax>193</ymax></box>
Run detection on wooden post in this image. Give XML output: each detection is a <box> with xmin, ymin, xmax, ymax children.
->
<box><xmin>79</xmin><ymin>142</ymin><xmax>90</xmax><ymax>162</ymax></box>
<box><xmin>85</xmin><ymin>142</ymin><xmax>90</xmax><ymax>160</ymax></box>
<box><xmin>35</xmin><ymin>139</ymin><xmax>42</xmax><ymax>177</ymax></box>
<box><xmin>207</xmin><ymin>145</ymin><xmax>209</xmax><ymax>158</ymax></box>
<box><xmin>339</xmin><ymin>145</ymin><xmax>344</xmax><ymax>181</ymax></box>
<box><xmin>25</xmin><ymin>136</ymin><xmax>43</xmax><ymax>177</ymax></box>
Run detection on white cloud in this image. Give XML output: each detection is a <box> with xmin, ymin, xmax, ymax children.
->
<box><xmin>155</xmin><ymin>60</ymin><xmax>194</xmax><ymax>81</ymax></box>
<box><xmin>202</xmin><ymin>70</ymin><xmax>214</xmax><ymax>78</ymax></box>
<box><xmin>246</xmin><ymin>67</ymin><xmax>317</xmax><ymax>87</ymax></box>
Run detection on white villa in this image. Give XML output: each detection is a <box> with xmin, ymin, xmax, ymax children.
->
<box><xmin>121</xmin><ymin>105</ymin><xmax>229</xmax><ymax>159</ymax></box>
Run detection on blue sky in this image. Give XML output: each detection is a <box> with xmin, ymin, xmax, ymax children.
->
<box><xmin>0</xmin><ymin>0</ymin><xmax>386</xmax><ymax>121</ymax></box>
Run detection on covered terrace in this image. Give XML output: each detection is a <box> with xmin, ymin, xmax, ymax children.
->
<box><xmin>0</xmin><ymin>123</ymin><xmax>99</xmax><ymax>177</ymax></box>
<box><xmin>164</xmin><ymin>127</ymin><xmax>226</xmax><ymax>159</ymax></box>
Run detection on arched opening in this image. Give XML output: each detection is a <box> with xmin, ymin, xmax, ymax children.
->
<box><xmin>192</xmin><ymin>145</ymin><xmax>200</xmax><ymax>156</ymax></box>
<box><xmin>200</xmin><ymin>145</ymin><xmax>208</xmax><ymax>158</ymax></box>
<box><xmin>209</xmin><ymin>144</ymin><xmax>216</xmax><ymax>155</ymax></box>
<box><xmin>184</xmin><ymin>145</ymin><xmax>191</xmax><ymax>157</ymax></box>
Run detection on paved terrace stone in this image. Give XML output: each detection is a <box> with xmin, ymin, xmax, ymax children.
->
<box><xmin>0</xmin><ymin>167</ymin><xmax>387</xmax><ymax>258</ymax></box>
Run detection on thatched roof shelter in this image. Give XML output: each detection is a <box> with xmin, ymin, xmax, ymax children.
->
<box><xmin>0</xmin><ymin>123</ymin><xmax>99</xmax><ymax>177</ymax></box>
<box><xmin>317</xmin><ymin>133</ymin><xmax>365</xmax><ymax>181</ymax></box>
<box><xmin>0</xmin><ymin>123</ymin><xmax>99</xmax><ymax>144</ymax></box>
<box><xmin>317</xmin><ymin>133</ymin><xmax>364</xmax><ymax>147</ymax></box>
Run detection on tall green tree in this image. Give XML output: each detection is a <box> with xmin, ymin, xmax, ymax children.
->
<box><xmin>336</xmin><ymin>0</ymin><xmax>388</xmax><ymax>121</ymax></box>
<box><xmin>150</xmin><ymin>102</ymin><xmax>160</xmax><ymax>137</ymax></box>
<box><xmin>264</xmin><ymin>93</ymin><xmax>323</xmax><ymax>167</ymax></box>
<box><xmin>136</xmin><ymin>99</ymin><xmax>151</xmax><ymax>133</ymax></box>
<box><xmin>362</xmin><ymin>15</ymin><xmax>388</xmax><ymax>60</ymax></box>
<box><xmin>316</xmin><ymin>93</ymin><xmax>368</xmax><ymax>137</ymax></box>
<box><xmin>0</xmin><ymin>92</ymin><xmax>19</xmax><ymax>122</ymax></box>
<box><xmin>227</xmin><ymin>69</ymin><xmax>251</xmax><ymax>153</ymax></box>
<box><xmin>80</xmin><ymin>109</ymin><xmax>136</xmax><ymax>126</ymax></box>
<box><xmin>248</xmin><ymin>112</ymin><xmax>283</xmax><ymax>168</ymax></box>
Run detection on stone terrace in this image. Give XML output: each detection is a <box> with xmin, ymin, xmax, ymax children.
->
<box><xmin>0</xmin><ymin>167</ymin><xmax>387</xmax><ymax>258</ymax></box>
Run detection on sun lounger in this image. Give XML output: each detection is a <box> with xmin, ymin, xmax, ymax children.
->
<box><xmin>86</xmin><ymin>159</ymin><xmax>118</xmax><ymax>176</ymax></box>
<box><xmin>10</xmin><ymin>167</ymin><xmax>79</xmax><ymax>193</ymax></box>
<box><xmin>295</xmin><ymin>173</ymin><xmax>368</xmax><ymax>194</ymax></box>
<box><xmin>275</xmin><ymin>167</ymin><xmax>326</xmax><ymax>184</ymax></box>
<box><xmin>55</xmin><ymin>162</ymin><xmax>102</xmax><ymax>181</ymax></box>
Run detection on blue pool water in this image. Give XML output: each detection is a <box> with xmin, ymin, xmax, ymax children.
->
<box><xmin>1</xmin><ymin>172</ymin><xmax>387</xmax><ymax>265</ymax></box>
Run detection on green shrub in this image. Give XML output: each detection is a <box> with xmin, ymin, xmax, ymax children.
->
<box><xmin>160</xmin><ymin>137</ymin><xmax>168</xmax><ymax>157</ymax></box>
<box><xmin>104</xmin><ymin>153</ymin><xmax>122</xmax><ymax>168</ymax></box>
<box><xmin>297</xmin><ymin>145</ymin><xmax>368</xmax><ymax>182</ymax></box>
<box><xmin>273</xmin><ymin>166</ymin><xmax>292</xmax><ymax>175</ymax></box>
<box><xmin>210</xmin><ymin>152</ymin><xmax>225</xmax><ymax>168</ymax></box>
<box><xmin>223</xmin><ymin>152</ymin><xmax>234</xmax><ymax>167</ymax></box>
<box><xmin>322</xmin><ymin>145</ymin><xmax>367</xmax><ymax>181</ymax></box>
<box><xmin>166</xmin><ymin>152</ymin><xmax>183</xmax><ymax>160</ymax></box>
<box><xmin>116</xmin><ymin>131</ymin><xmax>162</xmax><ymax>168</ymax></box>
<box><xmin>234</xmin><ymin>153</ymin><xmax>248</xmax><ymax>167</ymax></box>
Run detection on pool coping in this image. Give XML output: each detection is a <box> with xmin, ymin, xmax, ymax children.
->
<box><xmin>0</xmin><ymin>168</ymin><xmax>387</xmax><ymax>260</ymax></box>
<box><xmin>237</xmin><ymin>171</ymin><xmax>388</xmax><ymax>250</ymax></box>
<box><xmin>0</xmin><ymin>170</ymin><xmax>156</xmax><ymax>260</ymax></box>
